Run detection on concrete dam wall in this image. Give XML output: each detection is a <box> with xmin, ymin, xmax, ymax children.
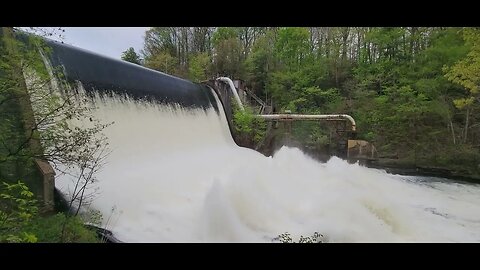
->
<box><xmin>10</xmin><ymin>31</ymin><xmax>480</xmax><ymax>242</ymax></box>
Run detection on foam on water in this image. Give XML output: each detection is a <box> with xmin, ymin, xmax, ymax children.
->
<box><xmin>55</xmin><ymin>90</ymin><xmax>480</xmax><ymax>243</ymax></box>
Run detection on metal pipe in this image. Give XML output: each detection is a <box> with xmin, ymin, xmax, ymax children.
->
<box><xmin>216</xmin><ymin>76</ymin><xmax>244</xmax><ymax>111</ymax></box>
<box><xmin>214</xmin><ymin>76</ymin><xmax>356</xmax><ymax>131</ymax></box>
<box><xmin>257</xmin><ymin>114</ymin><xmax>356</xmax><ymax>131</ymax></box>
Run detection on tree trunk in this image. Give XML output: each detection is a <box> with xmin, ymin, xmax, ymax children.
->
<box><xmin>464</xmin><ymin>107</ymin><xmax>470</xmax><ymax>144</ymax></box>
<box><xmin>450</xmin><ymin>120</ymin><xmax>456</xmax><ymax>145</ymax></box>
<box><xmin>341</xmin><ymin>27</ymin><xmax>349</xmax><ymax>60</ymax></box>
<box><xmin>325</xmin><ymin>27</ymin><xmax>331</xmax><ymax>58</ymax></box>
<box><xmin>356</xmin><ymin>27</ymin><xmax>362</xmax><ymax>61</ymax></box>
<box><xmin>367</xmin><ymin>42</ymin><xmax>371</xmax><ymax>64</ymax></box>
<box><xmin>317</xmin><ymin>28</ymin><xmax>324</xmax><ymax>57</ymax></box>
<box><xmin>410</xmin><ymin>27</ymin><xmax>417</xmax><ymax>62</ymax></box>
<box><xmin>335</xmin><ymin>60</ymin><xmax>339</xmax><ymax>87</ymax></box>
<box><xmin>309</xmin><ymin>27</ymin><xmax>316</xmax><ymax>53</ymax></box>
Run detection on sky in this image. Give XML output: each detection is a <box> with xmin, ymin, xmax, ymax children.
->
<box><xmin>41</xmin><ymin>27</ymin><xmax>150</xmax><ymax>60</ymax></box>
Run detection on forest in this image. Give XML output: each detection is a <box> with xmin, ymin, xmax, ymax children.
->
<box><xmin>121</xmin><ymin>27</ymin><xmax>480</xmax><ymax>179</ymax></box>
<box><xmin>2</xmin><ymin>26</ymin><xmax>480</xmax><ymax>243</ymax></box>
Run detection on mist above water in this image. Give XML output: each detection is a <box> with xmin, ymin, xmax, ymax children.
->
<box><xmin>54</xmin><ymin>89</ymin><xmax>480</xmax><ymax>243</ymax></box>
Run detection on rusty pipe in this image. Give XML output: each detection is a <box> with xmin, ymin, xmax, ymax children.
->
<box><xmin>257</xmin><ymin>114</ymin><xmax>356</xmax><ymax>132</ymax></box>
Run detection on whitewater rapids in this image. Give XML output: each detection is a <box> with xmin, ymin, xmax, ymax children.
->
<box><xmin>55</xmin><ymin>91</ymin><xmax>480</xmax><ymax>243</ymax></box>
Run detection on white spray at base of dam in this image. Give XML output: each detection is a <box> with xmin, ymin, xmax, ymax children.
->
<box><xmin>53</xmin><ymin>85</ymin><xmax>480</xmax><ymax>243</ymax></box>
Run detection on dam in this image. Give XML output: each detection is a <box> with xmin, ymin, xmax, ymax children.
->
<box><xmin>15</xmin><ymin>31</ymin><xmax>480</xmax><ymax>242</ymax></box>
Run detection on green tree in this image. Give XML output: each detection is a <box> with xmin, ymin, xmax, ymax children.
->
<box><xmin>444</xmin><ymin>28</ymin><xmax>480</xmax><ymax>144</ymax></box>
<box><xmin>0</xmin><ymin>181</ymin><xmax>38</xmax><ymax>243</ymax></box>
<box><xmin>245</xmin><ymin>30</ymin><xmax>277</xmax><ymax>101</ymax></box>
<box><xmin>211</xmin><ymin>27</ymin><xmax>238</xmax><ymax>47</ymax></box>
<box><xmin>1</xmin><ymin>27</ymin><xmax>110</xmax><ymax>241</ymax></box>
<box><xmin>188</xmin><ymin>53</ymin><xmax>210</xmax><ymax>82</ymax></box>
<box><xmin>121</xmin><ymin>47</ymin><xmax>141</xmax><ymax>65</ymax></box>
<box><xmin>211</xmin><ymin>28</ymin><xmax>244</xmax><ymax>78</ymax></box>
<box><xmin>275</xmin><ymin>27</ymin><xmax>311</xmax><ymax>70</ymax></box>
<box><xmin>232</xmin><ymin>102</ymin><xmax>266</xmax><ymax>148</ymax></box>
<box><xmin>143</xmin><ymin>27</ymin><xmax>177</xmax><ymax>59</ymax></box>
<box><xmin>135</xmin><ymin>26</ymin><xmax>480</xmax><ymax>178</ymax></box>
<box><xmin>0</xmin><ymin>180</ymin><xmax>100</xmax><ymax>243</ymax></box>
<box><xmin>144</xmin><ymin>51</ymin><xmax>178</xmax><ymax>75</ymax></box>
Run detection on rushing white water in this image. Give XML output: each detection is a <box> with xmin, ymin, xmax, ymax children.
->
<box><xmin>54</xmin><ymin>89</ymin><xmax>480</xmax><ymax>243</ymax></box>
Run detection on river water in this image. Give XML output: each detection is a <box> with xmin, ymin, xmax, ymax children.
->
<box><xmin>54</xmin><ymin>89</ymin><xmax>480</xmax><ymax>243</ymax></box>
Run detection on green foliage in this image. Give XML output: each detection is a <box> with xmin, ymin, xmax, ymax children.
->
<box><xmin>1</xmin><ymin>28</ymin><xmax>112</xmax><ymax>243</ymax></box>
<box><xmin>244</xmin><ymin>30</ymin><xmax>277</xmax><ymax>100</ymax></box>
<box><xmin>275</xmin><ymin>27</ymin><xmax>312</xmax><ymax>70</ymax></box>
<box><xmin>144</xmin><ymin>51</ymin><xmax>178</xmax><ymax>74</ymax></box>
<box><xmin>346</xmin><ymin>27</ymin><xmax>479</xmax><ymax>170</ymax></box>
<box><xmin>232</xmin><ymin>102</ymin><xmax>266</xmax><ymax>146</ymax></box>
<box><xmin>453</xmin><ymin>97</ymin><xmax>475</xmax><ymax>109</ymax></box>
<box><xmin>365</xmin><ymin>27</ymin><xmax>405</xmax><ymax>61</ymax></box>
<box><xmin>143</xmin><ymin>27</ymin><xmax>177</xmax><ymax>58</ymax></box>
<box><xmin>0</xmin><ymin>181</ymin><xmax>38</xmax><ymax>243</ymax></box>
<box><xmin>188</xmin><ymin>53</ymin><xmax>210</xmax><ymax>82</ymax></box>
<box><xmin>286</xmin><ymin>86</ymin><xmax>342</xmax><ymax>113</ymax></box>
<box><xmin>212</xmin><ymin>36</ymin><xmax>244</xmax><ymax>78</ymax></box>
<box><xmin>121</xmin><ymin>47</ymin><xmax>141</xmax><ymax>65</ymax></box>
<box><xmin>444</xmin><ymin>28</ymin><xmax>480</xmax><ymax>109</ymax></box>
<box><xmin>211</xmin><ymin>27</ymin><xmax>239</xmax><ymax>47</ymax></box>
<box><xmin>137</xmin><ymin>27</ymin><xmax>478</xmax><ymax>163</ymax></box>
<box><xmin>25</xmin><ymin>213</ymin><xmax>99</xmax><ymax>243</ymax></box>
<box><xmin>1</xmin><ymin>180</ymin><xmax>100</xmax><ymax>243</ymax></box>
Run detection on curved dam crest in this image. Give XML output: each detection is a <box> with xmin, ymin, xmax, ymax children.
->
<box><xmin>32</xmin><ymin>35</ymin><xmax>480</xmax><ymax>242</ymax></box>
<box><xmin>41</xmin><ymin>37</ymin><xmax>219</xmax><ymax>111</ymax></box>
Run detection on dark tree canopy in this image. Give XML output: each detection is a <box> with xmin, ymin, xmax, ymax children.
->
<box><xmin>121</xmin><ymin>47</ymin><xmax>141</xmax><ymax>65</ymax></box>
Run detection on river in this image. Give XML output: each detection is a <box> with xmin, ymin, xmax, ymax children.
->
<box><xmin>53</xmin><ymin>88</ymin><xmax>480</xmax><ymax>242</ymax></box>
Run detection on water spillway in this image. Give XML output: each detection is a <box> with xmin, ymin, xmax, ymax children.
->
<box><xmin>33</xmin><ymin>37</ymin><xmax>480</xmax><ymax>242</ymax></box>
<box><xmin>42</xmin><ymin>38</ymin><xmax>219</xmax><ymax>110</ymax></box>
